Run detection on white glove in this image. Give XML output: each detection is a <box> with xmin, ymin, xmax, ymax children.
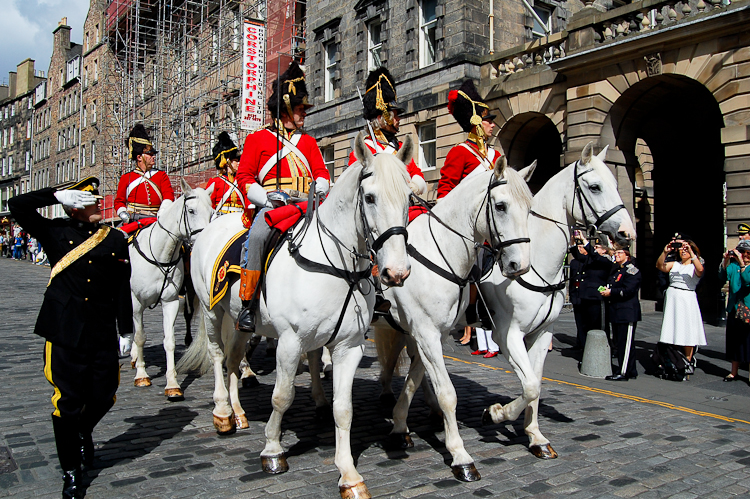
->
<box><xmin>54</xmin><ymin>190</ymin><xmax>96</xmax><ymax>210</ymax></box>
<box><xmin>315</xmin><ymin>178</ymin><xmax>330</xmax><ymax>195</ymax></box>
<box><xmin>119</xmin><ymin>211</ymin><xmax>130</xmax><ymax>224</ymax></box>
<box><xmin>119</xmin><ymin>334</ymin><xmax>133</xmax><ymax>358</ymax></box>
<box><xmin>409</xmin><ymin>175</ymin><xmax>427</xmax><ymax>196</ymax></box>
<box><xmin>246</xmin><ymin>183</ymin><xmax>273</xmax><ymax>209</ymax></box>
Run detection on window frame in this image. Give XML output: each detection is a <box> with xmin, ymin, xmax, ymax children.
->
<box><xmin>324</xmin><ymin>41</ymin><xmax>338</xmax><ymax>102</ymax></box>
<box><xmin>367</xmin><ymin>20</ymin><xmax>383</xmax><ymax>72</ymax></box>
<box><xmin>531</xmin><ymin>4</ymin><xmax>553</xmax><ymax>39</ymax></box>
<box><xmin>419</xmin><ymin>0</ymin><xmax>438</xmax><ymax>68</ymax></box>
<box><xmin>417</xmin><ymin>121</ymin><xmax>437</xmax><ymax>172</ymax></box>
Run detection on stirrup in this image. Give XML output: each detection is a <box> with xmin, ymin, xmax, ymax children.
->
<box><xmin>373</xmin><ymin>295</ymin><xmax>391</xmax><ymax>316</ymax></box>
<box><xmin>236</xmin><ymin>306</ymin><xmax>256</xmax><ymax>333</ymax></box>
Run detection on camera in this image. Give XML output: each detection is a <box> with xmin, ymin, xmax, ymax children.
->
<box><xmin>575</xmin><ymin>237</ymin><xmax>584</xmax><ymax>245</ymax></box>
<box><xmin>670</xmin><ymin>241</ymin><xmax>682</xmax><ymax>250</ymax></box>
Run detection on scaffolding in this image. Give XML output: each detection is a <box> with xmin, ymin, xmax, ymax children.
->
<box><xmin>99</xmin><ymin>0</ymin><xmax>306</xmax><ymax>206</ymax></box>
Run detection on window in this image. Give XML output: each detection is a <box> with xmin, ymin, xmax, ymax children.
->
<box><xmin>85</xmin><ymin>32</ymin><xmax>89</xmax><ymax>52</ymax></box>
<box><xmin>3</xmin><ymin>107</ymin><xmax>7</xmax><ymax>119</ymax></box>
<box><xmin>324</xmin><ymin>41</ymin><xmax>337</xmax><ymax>102</ymax></box>
<box><xmin>531</xmin><ymin>5</ymin><xmax>552</xmax><ymax>38</ymax></box>
<box><xmin>419</xmin><ymin>0</ymin><xmax>438</xmax><ymax>67</ymax></box>
<box><xmin>81</xmin><ymin>144</ymin><xmax>86</xmax><ymax>167</ymax></box>
<box><xmin>25</xmin><ymin>151</ymin><xmax>30</xmax><ymax>171</ymax></box>
<box><xmin>418</xmin><ymin>122</ymin><xmax>437</xmax><ymax>171</ymax></box>
<box><xmin>367</xmin><ymin>21</ymin><xmax>383</xmax><ymax>71</ymax></box>
<box><xmin>11</xmin><ymin>103</ymin><xmax>15</xmax><ymax>117</ymax></box>
<box><xmin>9</xmin><ymin>127</ymin><xmax>13</xmax><ymax>145</ymax></box>
<box><xmin>84</xmin><ymin>66</ymin><xmax>88</xmax><ymax>87</ymax></box>
<box><xmin>95</xmin><ymin>24</ymin><xmax>100</xmax><ymax>43</ymax></box>
<box><xmin>92</xmin><ymin>100</ymin><xmax>97</xmax><ymax>123</ymax></box>
<box><xmin>27</xmin><ymin>98</ymin><xmax>32</xmax><ymax>110</ymax></box>
<box><xmin>82</xmin><ymin>106</ymin><xmax>87</xmax><ymax>127</ymax></box>
<box><xmin>1</xmin><ymin>158</ymin><xmax>5</xmax><ymax>176</ymax></box>
<box><xmin>91</xmin><ymin>140</ymin><xmax>96</xmax><ymax>165</ymax></box>
<box><xmin>322</xmin><ymin>146</ymin><xmax>335</xmax><ymax>179</ymax></box>
<box><xmin>211</xmin><ymin>26</ymin><xmax>219</xmax><ymax>64</ymax></box>
<box><xmin>3</xmin><ymin>128</ymin><xmax>6</xmax><ymax>146</ymax></box>
<box><xmin>8</xmin><ymin>156</ymin><xmax>13</xmax><ymax>175</ymax></box>
<box><xmin>26</xmin><ymin>120</ymin><xmax>30</xmax><ymax>139</ymax></box>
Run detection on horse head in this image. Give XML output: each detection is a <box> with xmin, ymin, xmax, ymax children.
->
<box><xmin>571</xmin><ymin>142</ymin><xmax>635</xmax><ymax>247</ymax></box>
<box><xmin>353</xmin><ymin>132</ymin><xmax>411</xmax><ymax>287</ymax></box>
<box><xmin>485</xmin><ymin>156</ymin><xmax>534</xmax><ymax>278</ymax></box>
<box><xmin>177</xmin><ymin>178</ymin><xmax>215</xmax><ymax>244</ymax></box>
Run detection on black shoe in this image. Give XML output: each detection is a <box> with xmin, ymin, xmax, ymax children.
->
<box><xmin>236</xmin><ymin>306</ymin><xmax>256</xmax><ymax>333</ymax></box>
<box><xmin>724</xmin><ymin>374</ymin><xmax>737</xmax><ymax>382</ymax></box>
<box><xmin>80</xmin><ymin>433</ymin><xmax>94</xmax><ymax>469</ymax></box>
<box><xmin>605</xmin><ymin>374</ymin><xmax>629</xmax><ymax>381</ymax></box>
<box><xmin>374</xmin><ymin>295</ymin><xmax>391</xmax><ymax>315</ymax></box>
<box><xmin>62</xmin><ymin>468</ymin><xmax>83</xmax><ymax>499</ymax></box>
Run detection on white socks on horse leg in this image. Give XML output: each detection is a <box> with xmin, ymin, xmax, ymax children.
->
<box><xmin>476</xmin><ymin>328</ymin><xmax>499</xmax><ymax>352</ymax></box>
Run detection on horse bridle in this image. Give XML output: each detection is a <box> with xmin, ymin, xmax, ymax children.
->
<box><xmin>573</xmin><ymin>161</ymin><xmax>625</xmax><ymax>237</ymax></box>
<box><xmin>156</xmin><ymin>194</ymin><xmax>206</xmax><ymax>250</ymax></box>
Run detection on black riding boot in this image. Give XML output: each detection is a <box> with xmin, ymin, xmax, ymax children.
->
<box><xmin>52</xmin><ymin>416</ymin><xmax>83</xmax><ymax>498</ymax></box>
<box><xmin>236</xmin><ymin>301</ymin><xmax>256</xmax><ymax>333</ymax></box>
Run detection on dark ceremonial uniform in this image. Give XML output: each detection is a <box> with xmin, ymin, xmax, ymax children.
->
<box><xmin>114</xmin><ymin>169</ymin><xmax>175</xmax><ymax>217</ymax></box>
<box><xmin>347</xmin><ymin>136</ymin><xmax>424</xmax><ymax>181</ymax></box>
<box><xmin>570</xmin><ymin>243</ymin><xmax>612</xmax><ymax>348</ymax></box>
<box><xmin>604</xmin><ymin>260</ymin><xmax>642</xmax><ymax>378</ymax></box>
<box><xmin>206</xmin><ymin>174</ymin><xmax>246</xmax><ymax>214</ymax></box>
<box><xmin>437</xmin><ymin>141</ymin><xmax>501</xmax><ymax>198</ymax></box>
<box><xmin>9</xmin><ymin>183</ymin><xmax>132</xmax><ymax>492</ymax></box>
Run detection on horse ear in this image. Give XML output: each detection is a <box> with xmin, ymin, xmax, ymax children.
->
<box><xmin>596</xmin><ymin>144</ymin><xmax>609</xmax><ymax>161</ymax></box>
<box><xmin>494</xmin><ymin>154</ymin><xmax>507</xmax><ymax>180</ymax></box>
<box><xmin>396</xmin><ymin>134</ymin><xmax>414</xmax><ymax>166</ymax></box>
<box><xmin>580</xmin><ymin>141</ymin><xmax>594</xmax><ymax>165</ymax></box>
<box><xmin>518</xmin><ymin>160</ymin><xmax>537</xmax><ymax>182</ymax></box>
<box><xmin>353</xmin><ymin>132</ymin><xmax>374</xmax><ymax>169</ymax></box>
<box><xmin>180</xmin><ymin>178</ymin><xmax>193</xmax><ymax>195</ymax></box>
<box><xmin>204</xmin><ymin>183</ymin><xmax>215</xmax><ymax>196</ymax></box>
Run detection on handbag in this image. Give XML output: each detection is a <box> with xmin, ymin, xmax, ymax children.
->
<box><xmin>736</xmin><ymin>302</ymin><xmax>750</xmax><ymax>324</ymax></box>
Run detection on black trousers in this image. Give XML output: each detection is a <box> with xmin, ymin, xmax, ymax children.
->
<box><xmin>611</xmin><ymin>322</ymin><xmax>638</xmax><ymax>378</ymax></box>
<box><xmin>44</xmin><ymin>341</ymin><xmax>119</xmax><ymax>470</ymax></box>
<box><xmin>572</xmin><ymin>299</ymin><xmax>604</xmax><ymax>348</ymax></box>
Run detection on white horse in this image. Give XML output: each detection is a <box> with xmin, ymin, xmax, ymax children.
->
<box><xmin>178</xmin><ymin>133</ymin><xmax>412</xmax><ymax>499</ymax></box>
<box><xmin>129</xmin><ymin>179</ymin><xmax>214</xmax><ymax>400</ymax></box>
<box><xmin>372</xmin><ymin>157</ymin><xmax>535</xmax><ymax>482</ymax></box>
<box><xmin>479</xmin><ymin>142</ymin><xmax>636</xmax><ymax>458</ymax></box>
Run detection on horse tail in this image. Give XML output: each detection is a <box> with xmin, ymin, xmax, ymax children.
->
<box><xmin>373</xmin><ymin>322</ymin><xmax>408</xmax><ymax>378</ymax></box>
<box><xmin>176</xmin><ymin>307</ymin><xmax>213</xmax><ymax>375</ymax></box>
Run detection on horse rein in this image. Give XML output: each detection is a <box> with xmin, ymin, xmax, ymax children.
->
<box><xmin>573</xmin><ymin>161</ymin><xmax>625</xmax><ymax>236</ymax></box>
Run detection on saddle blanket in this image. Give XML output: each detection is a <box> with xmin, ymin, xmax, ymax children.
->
<box><xmin>209</xmin><ymin>228</ymin><xmax>248</xmax><ymax>309</ymax></box>
<box><xmin>121</xmin><ymin>217</ymin><xmax>158</xmax><ymax>244</ymax></box>
<box><xmin>409</xmin><ymin>206</ymin><xmax>428</xmax><ymax>223</ymax></box>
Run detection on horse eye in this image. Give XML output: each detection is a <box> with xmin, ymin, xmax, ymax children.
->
<box><xmin>590</xmin><ymin>184</ymin><xmax>601</xmax><ymax>193</ymax></box>
<box><xmin>495</xmin><ymin>202</ymin><xmax>506</xmax><ymax>212</ymax></box>
<box><xmin>365</xmin><ymin>194</ymin><xmax>376</xmax><ymax>204</ymax></box>
<box><xmin>188</xmin><ymin>208</ymin><xmax>195</xmax><ymax>214</ymax></box>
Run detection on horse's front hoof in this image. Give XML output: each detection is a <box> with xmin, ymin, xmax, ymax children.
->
<box><xmin>530</xmin><ymin>443</ymin><xmax>558</xmax><ymax>459</ymax></box>
<box><xmin>481</xmin><ymin>408</ymin><xmax>494</xmax><ymax>426</ymax></box>
<box><xmin>261</xmin><ymin>454</ymin><xmax>289</xmax><ymax>474</ymax></box>
<box><xmin>451</xmin><ymin>462</ymin><xmax>481</xmax><ymax>482</ymax></box>
<box><xmin>134</xmin><ymin>377</ymin><xmax>152</xmax><ymax>387</ymax></box>
<box><xmin>213</xmin><ymin>414</ymin><xmax>236</xmax><ymax>435</ymax></box>
<box><xmin>339</xmin><ymin>482</ymin><xmax>371</xmax><ymax>499</ymax></box>
<box><xmin>165</xmin><ymin>388</ymin><xmax>184</xmax><ymax>401</ymax></box>
<box><xmin>387</xmin><ymin>433</ymin><xmax>413</xmax><ymax>450</ymax></box>
<box><xmin>379</xmin><ymin>393</ymin><xmax>397</xmax><ymax>410</ymax></box>
<box><xmin>315</xmin><ymin>405</ymin><xmax>333</xmax><ymax>422</ymax></box>
<box><xmin>242</xmin><ymin>376</ymin><xmax>260</xmax><ymax>389</ymax></box>
<box><xmin>234</xmin><ymin>413</ymin><xmax>249</xmax><ymax>430</ymax></box>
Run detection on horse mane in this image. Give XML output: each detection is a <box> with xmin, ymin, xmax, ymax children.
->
<box><xmin>439</xmin><ymin>166</ymin><xmax>533</xmax><ymax>211</ymax></box>
<box><xmin>344</xmin><ymin>154</ymin><xmax>410</xmax><ymax>209</ymax></box>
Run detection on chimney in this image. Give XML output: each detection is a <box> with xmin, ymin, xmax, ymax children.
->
<box><xmin>16</xmin><ymin>59</ymin><xmax>35</xmax><ymax>96</ymax></box>
<box><xmin>53</xmin><ymin>18</ymin><xmax>71</xmax><ymax>52</ymax></box>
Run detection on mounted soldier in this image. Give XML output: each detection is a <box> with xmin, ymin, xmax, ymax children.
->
<box><xmin>234</xmin><ymin>61</ymin><xmax>330</xmax><ymax>332</ymax></box>
<box><xmin>348</xmin><ymin>67</ymin><xmax>427</xmax><ymax>196</ymax></box>
<box><xmin>438</xmin><ymin>80</ymin><xmax>499</xmax><ymax>199</ymax></box>
<box><xmin>205</xmin><ymin>132</ymin><xmax>246</xmax><ymax>215</ymax></box>
<box><xmin>115</xmin><ymin>124</ymin><xmax>175</xmax><ymax>224</ymax></box>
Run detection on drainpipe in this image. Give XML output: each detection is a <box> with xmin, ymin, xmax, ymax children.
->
<box><xmin>489</xmin><ymin>0</ymin><xmax>494</xmax><ymax>54</ymax></box>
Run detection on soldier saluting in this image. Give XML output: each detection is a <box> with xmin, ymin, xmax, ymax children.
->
<box><xmin>9</xmin><ymin>177</ymin><xmax>133</xmax><ymax>499</ymax></box>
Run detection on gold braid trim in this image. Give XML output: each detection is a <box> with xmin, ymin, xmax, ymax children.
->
<box><xmin>467</xmin><ymin>131</ymin><xmax>487</xmax><ymax>157</ymax></box>
<box><xmin>128</xmin><ymin>137</ymin><xmax>153</xmax><ymax>159</ymax></box>
<box><xmin>273</xmin><ymin>121</ymin><xmax>308</xmax><ymax>181</ymax></box>
<box><xmin>47</xmin><ymin>226</ymin><xmax>111</xmax><ymax>287</ymax></box>
<box><xmin>215</xmin><ymin>146</ymin><xmax>238</xmax><ymax>169</ymax></box>
<box><xmin>366</xmin><ymin>74</ymin><xmax>396</xmax><ymax>125</ymax></box>
<box><xmin>285</xmin><ymin>76</ymin><xmax>304</xmax><ymax>95</ymax></box>
<box><xmin>457</xmin><ymin>90</ymin><xmax>490</xmax><ymax>144</ymax></box>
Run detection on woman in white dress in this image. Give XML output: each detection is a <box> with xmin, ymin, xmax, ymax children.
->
<box><xmin>656</xmin><ymin>238</ymin><xmax>706</xmax><ymax>363</ymax></box>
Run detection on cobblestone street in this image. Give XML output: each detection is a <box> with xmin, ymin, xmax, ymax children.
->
<box><xmin>2</xmin><ymin>258</ymin><xmax>750</xmax><ymax>498</ymax></box>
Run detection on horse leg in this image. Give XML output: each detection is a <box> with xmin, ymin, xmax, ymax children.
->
<box><xmin>241</xmin><ymin>334</ymin><xmax>261</xmax><ymax>388</ymax></box>
<box><xmin>183</xmin><ymin>274</ymin><xmax>197</xmax><ymax>347</ymax></box>
<box><xmin>415</xmin><ymin>333</ymin><xmax>480</xmax><ymax>482</ymax></box>
<box><xmin>322</xmin><ymin>346</ymin><xmax>333</xmax><ymax>380</ymax></box>
<box><xmin>224</xmin><ymin>325</ymin><xmax>251</xmax><ymax>430</ymax></box>
<box><xmin>373</xmin><ymin>324</ymin><xmax>405</xmax><ymax>410</ymax></box>
<box><xmin>132</xmin><ymin>300</ymin><xmax>151</xmax><ymax>387</ymax></box>
<box><xmin>162</xmin><ymin>299</ymin><xmax>184</xmax><ymax>401</ymax></box>
<box><xmin>204</xmin><ymin>309</ymin><xmax>234</xmax><ymax>434</ymax></box>
<box><xmin>307</xmin><ymin>348</ymin><xmax>331</xmax><ymax>421</ymax></box>
<box><xmin>521</xmin><ymin>329</ymin><xmax>556</xmax><ymax>459</ymax></box>
<box><xmin>330</xmin><ymin>343</ymin><xmax>370</xmax><ymax>498</ymax></box>
<box><xmin>405</xmin><ymin>336</ymin><xmax>442</xmax><ymax>421</ymax></box>
<box><xmin>389</xmin><ymin>348</ymin><xmax>425</xmax><ymax>449</ymax></box>
<box><xmin>260</xmin><ymin>332</ymin><xmax>301</xmax><ymax>474</ymax></box>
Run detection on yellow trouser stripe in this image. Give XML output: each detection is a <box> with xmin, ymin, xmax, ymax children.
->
<box><xmin>44</xmin><ymin>341</ymin><xmax>62</xmax><ymax>417</ymax></box>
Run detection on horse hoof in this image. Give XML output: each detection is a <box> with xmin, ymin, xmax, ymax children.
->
<box><xmin>165</xmin><ymin>388</ymin><xmax>184</xmax><ymax>401</ymax></box>
<box><xmin>213</xmin><ymin>414</ymin><xmax>236</xmax><ymax>435</ymax></box>
<box><xmin>379</xmin><ymin>393</ymin><xmax>397</xmax><ymax>410</ymax></box>
<box><xmin>451</xmin><ymin>462</ymin><xmax>481</xmax><ymax>482</ymax></box>
<box><xmin>339</xmin><ymin>482</ymin><xmax>371</xmax><ymax>499</ymax></box>
<box><xmin>387</xmin><ymin>433</ymin><xmax>413</xmax><ymax>450</ymax></box>
<box><xmin>315</xmin><ymin>406</ymin><xmax>333</xmax><ymax>422</ymax></box>
<box><xmin>130</xmin><ymin>360</ymin><xmax>136</xmax><ymax>369</ymax></box>
<box><xmin>261</xmin><ymin>454</ymin><xmax>289</xmax><ymax>474</ymax></box>
<box><xmin>530</xmin><ymin>444</ymin><xmax>558</xmax><ymax>459</ymax></box>
<box><xmin>242</xmin><ymin>376</ymin><xmax>260</xmax><ymax>389</ymax></box>
<box><xmin>134</xmin><ymin>377</ymin><xmax>152</xmax><ymax>387</ymax></box>
<box><xmin>481</xmin><ymin>408</ymin><xmax>494</xmax><ymax>426</ymax></box>
<box><xmin>234</xmin><ymin>413</ymin><xmax>249</xmax><ymax>429</ymax></box>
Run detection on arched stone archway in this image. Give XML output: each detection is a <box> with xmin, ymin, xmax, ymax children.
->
<box><xmin>602</xmin><ymin>74</ymin><xmax>725</xmax><ymax>322</ymax></box>
<box><xmin>496</xmin><ymin>112</ymin><xmax>563</xmax><ymax>194</ymax></box>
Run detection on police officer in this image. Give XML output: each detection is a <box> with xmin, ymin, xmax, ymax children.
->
<box><xmin>600</xmin><ymin>248</ymin><xmax>642</xmax><ymax>381</ymax></box>
<box><xmin>114</xmin><ymin>124</ymin><xmax>175</xmax><ymax>223</ymax></box>
<box><xmin>739</xmin><ymin>223</ymin><xmax>750</xmax><ymax>241</ymax></box>
<box><xmin>9</xmin><ymin>177</ymin><xmax>133</xmax><ymax>498</ymax></box>
<box><xmin>206</xmin><ymin>132</ymin><xmax>246</xmax><ymax>215</ymax></box>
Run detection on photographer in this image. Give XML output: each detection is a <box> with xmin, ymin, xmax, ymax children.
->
<box><xmin>569</xmin><ymin>230</ymin><xmax>613</xmax><ymax>350</ymax></box>
<box><xmin>719</xmin><ymin>240</ymin><xmax>750</xmax><ymax>382</ymax></box>
<box><xmin>656</xmin><ymin>237</ymin><xmax>706</xmax><ymax>373</ymax></box>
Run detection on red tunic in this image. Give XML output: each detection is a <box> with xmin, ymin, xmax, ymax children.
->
<box><xmin>114</xmin><ymin>169</ymin><xmax>175</xmax><ymax>215</ymax></box>
<box><xmin>347</xmin><ymin>138</ymin><xmax>424</xmax><ymax>179</ymax></box>
<box><xmin>236</xmin><ymin>128</ymin><xmax>329</xmax><ymax>195</ymax></box>
<box><xmin>437</xmin><ymin>142</ymin><xmax>500</xmax><ymax>199</ymax></box>
<box><xmin>205</xmin><ymin>175</ymin><xmax>247</xmax><ymax>213</ymax></box>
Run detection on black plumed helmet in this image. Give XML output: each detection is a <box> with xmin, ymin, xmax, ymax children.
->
<box><xmin>212</xmin><ymin>132</ymin><xmax>239</xmax><ymax>169</ymax></box>
<box><xmin>363</xmin><ymin>67</ymin><xmax>404</xmax><ymax>121</ymax></box>
<box><xmin>447</xmin><ymin>80</ymin><xmax>494</xmax><ymax>132</ymax></box>
<box><xmin>126</xmin><ymin>124</ymin><xmax>157</xmax><ymax>160</ymax></box>
<box><xmin>267</xmin><ymin>61</ymin><xmax>312</xmax><ymax>119</ymax></box>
